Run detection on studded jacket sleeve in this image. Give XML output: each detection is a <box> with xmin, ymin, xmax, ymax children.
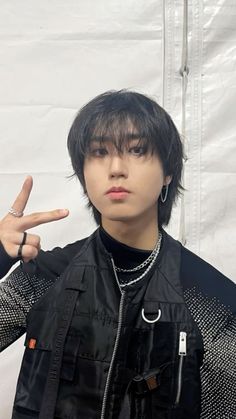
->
<box><xmin>181</xmin><ymin>246</ymin><xmax>236</xmax><ymax>419</ymax></box>
<box><xmin>0</xmin><ymin>264</ymin><xmax>56</xmax><ymax>351</ymax></box>
<box><xmin>0</xmin><ymin>240</ymin><xmax>83</xmax><ymax>352</ymax></box>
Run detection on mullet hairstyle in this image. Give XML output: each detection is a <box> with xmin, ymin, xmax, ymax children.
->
<box><xmin>67</xmin><ymin>89</ymin><xmax>185</xmax><ymax>228</ymax></box>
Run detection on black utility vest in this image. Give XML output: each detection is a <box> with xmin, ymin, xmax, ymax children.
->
<box><xmin>12</xmin><ymin>230</ymin><xmax>204</xmax><ymax>419</ymax></box>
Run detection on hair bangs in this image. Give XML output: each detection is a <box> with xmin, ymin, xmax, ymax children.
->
<box><xmin>84</xmin><ymin>109</ymin><xmax>156</xmax><ymax>156</ymax></box>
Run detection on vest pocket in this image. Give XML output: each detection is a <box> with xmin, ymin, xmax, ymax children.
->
<box><xmin>13</xmin><ymin>333</ymin><xmax>80</xmax><ymax>414</ymax></box>
<box><xmin>13</xmin><ymin>344</ymin><xmax>51</xmax><ymax>413</ymax></box>
<box><xmin>128</xmin><ymin>332</ymin><xmax>188</xmax><ymax>417</ymax></box>
<box><xmin>129</xmin><ymin>361</ymin><xmax>175</xmax><ymax>418</ymax></box>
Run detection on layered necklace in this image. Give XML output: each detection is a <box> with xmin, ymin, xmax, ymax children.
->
<box><xmin>114</xmin><ymin>231</ymin><xmax>162</xmax><ymax>288</ymax></box>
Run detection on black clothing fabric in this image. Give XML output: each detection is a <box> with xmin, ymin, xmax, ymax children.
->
<box><xmin>0</xmin><ymin>228</ymin><xmax>235</xmax><ymax>418</ymax></box>
<box><xmin>12</xmin><ymin>229</ymin><xmax>203</xmax><ymax>419</ymax></box>
<box><xmin>0</xmin><ymin>241</ymin><xmax>20</xmax><ymax>278</ymax></box>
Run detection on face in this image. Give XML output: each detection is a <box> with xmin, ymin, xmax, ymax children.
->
<box><xmin>83</xmin><ymin>137</ymin><xmax>171</xmax><ymax>226</ymax></box>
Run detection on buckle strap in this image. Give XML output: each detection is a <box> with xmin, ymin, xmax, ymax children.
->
<box><xmin>131</xmin><ymin>362</ymin><xmax>172</xmax><ymax>396</ymax></box>
<box><xmin>132</xmin><ymin>370</ymin><xmax>160</xmax><ymax>395</ymax></box>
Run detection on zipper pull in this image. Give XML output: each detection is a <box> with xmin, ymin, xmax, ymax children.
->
<box><xmin>178</xmin><ymin>331</ymin><xmax>187</xmax><ymax>356</ymax></box>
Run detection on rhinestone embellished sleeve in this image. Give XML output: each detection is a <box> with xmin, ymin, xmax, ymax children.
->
<box><xmin>0</xmin><ymin>264</ymin><xmax>57</xmax><ymax>352</ymax></box>
<box><xmin>184</xmin><ymin>287</ymin><xmax>236</xmax><ymax>418</ymax></box>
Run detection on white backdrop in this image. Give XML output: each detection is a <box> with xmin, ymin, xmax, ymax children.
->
<box><xmin>0</xmin><ymin>1</ymin><xmax>235</xmax><ymax>417</ymax></box>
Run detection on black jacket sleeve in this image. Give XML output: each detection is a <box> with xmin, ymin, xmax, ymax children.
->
<box><xmin>181</xmin><ymin>246</ymin><xmax>236</xmax><ymax>418</ymax></box>
<box><xmin>0</xmin><ymin>241</ymin><xmax>20</xmax><ymax>279</ymax></box>
<box><xmin>0</xmin><ymin>238</ymin><xmax>85</xmax><ymax>351</ymax></box>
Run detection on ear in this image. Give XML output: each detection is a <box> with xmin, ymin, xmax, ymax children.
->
<box><xmin>164</xmin><ymin>175</ymin><xmax>172</xmax><ymax>186</ymax></box>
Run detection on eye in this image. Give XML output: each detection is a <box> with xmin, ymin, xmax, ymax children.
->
<box><xmin>90</xmin><ymin>147</ymin><xmax>108</xmax><ymax>157</ymax></box>
<box><xmin>129</xmin><ymin>146</ymin><xmax>147</xmax><ymax>156</ymax></box>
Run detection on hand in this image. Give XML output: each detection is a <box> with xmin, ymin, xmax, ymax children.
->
<box><xmin>0</xmin><ymin>176</ymin><xmax>69</xmax><ymax>263</ymax></box>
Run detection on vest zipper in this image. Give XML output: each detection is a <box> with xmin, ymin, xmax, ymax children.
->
<box><xmin>100</xmin><ymin>257</ymin><xmax>126</xmax><ymax>419</ymax></box>
<box><xmin>175</xmin><ymin>331</ymin><xmax>187</xmax><ymax>405</ymax></box>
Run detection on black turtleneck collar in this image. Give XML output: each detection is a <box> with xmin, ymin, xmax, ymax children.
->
<box><xmin>99</xmin><ymin>226</ymin><xmax>155</xmax><ymax>270</ymax></box>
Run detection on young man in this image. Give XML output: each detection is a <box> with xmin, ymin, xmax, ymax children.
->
<box><xmin>0</xmin><ymin>90</ymin><xmax>235</xmax><ymax>419</ymax></box>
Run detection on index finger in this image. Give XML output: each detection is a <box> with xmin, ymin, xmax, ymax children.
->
<box><xmin>19</xmin><ymin>209</ymin><xmax>69</xmax><ymax>231</ymax></box>
<box><xmin>11</xmin><ymin>176</ymin><xmax>33</xmax><ymax>215</ymax></box>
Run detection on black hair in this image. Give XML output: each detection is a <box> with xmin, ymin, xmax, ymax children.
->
<box><xmin>67</xmin><ymin>89</ymin><xmax>185</xmax><ymax>228</ymax></box>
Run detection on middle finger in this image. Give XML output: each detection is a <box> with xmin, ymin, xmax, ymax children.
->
<box><xmin>11</xmin><ymin>231</ymin><xmax>41</xmax><ymax>249</ymax></box>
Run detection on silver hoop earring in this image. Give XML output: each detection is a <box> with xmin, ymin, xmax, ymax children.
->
<box><xmin>160</xmin><ymin>184</ymin><xmax>169</xmax><ymax>203</ymax></box>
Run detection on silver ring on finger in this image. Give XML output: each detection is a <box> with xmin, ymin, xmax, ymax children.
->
<box><xmin>8</xmin><ymin>207</ymin><xmax>24</xmax><ymax>217</ymax></box>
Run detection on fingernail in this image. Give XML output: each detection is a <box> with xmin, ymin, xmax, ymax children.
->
<box><xmin>59</xmin><ymin>209</ymin><xmax>69</xmax><ymax>215</ymax></box>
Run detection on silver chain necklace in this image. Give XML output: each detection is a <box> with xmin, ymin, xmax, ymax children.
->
<box><xmin>115</xmin><ymin>232</ymin><xmax>162</xmax><ymax>288</ymax></box>
<box><xmin>115</xmin><ymin>231</ymin><xmax>162</xmax><ymax>273</ymax></box>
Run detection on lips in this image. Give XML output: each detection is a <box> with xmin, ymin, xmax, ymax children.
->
<box><xmin>106</xmin><ymin>186</ymin><xmax>130</xmax><ymax>194</ymax></box>
<box><xmin>105</xmin><ymin>186</ymin><xmax>130</xmax><ymax>201</ymax></box>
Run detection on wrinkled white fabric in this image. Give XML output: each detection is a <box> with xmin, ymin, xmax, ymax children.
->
<box><xmin>0</xmin><ymin>1</ymin><xmax>235</xmax><ymax>417</ymax></box>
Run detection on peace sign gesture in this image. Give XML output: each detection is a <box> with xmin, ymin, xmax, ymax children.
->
<box><xmin>0</xmin><ymin>176</ymin><xmax>69</xmax><ymax>263</ymax></box>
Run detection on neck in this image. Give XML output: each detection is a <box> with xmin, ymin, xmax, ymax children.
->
<box><xmin>101</xmin><ymin>216</ymin><xmax>159</xmax><ymax>251</ymax></box>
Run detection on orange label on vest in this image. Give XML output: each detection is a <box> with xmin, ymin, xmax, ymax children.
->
<box><xmin>28</xmin><ymin>338</ymin><xmax>37</xmax><ymax>349</ymax></box>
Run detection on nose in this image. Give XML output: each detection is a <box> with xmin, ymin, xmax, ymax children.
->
<box><xmin>108</xmin><ymin>154</ymin><xmax>128</xmax><ymax>179</ymax></box>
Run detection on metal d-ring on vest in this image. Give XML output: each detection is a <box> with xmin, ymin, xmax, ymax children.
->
<box><xmin>141</xmin><ymin>308</ymin><xmax>162</xmax><ymax>323</ymax></box>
